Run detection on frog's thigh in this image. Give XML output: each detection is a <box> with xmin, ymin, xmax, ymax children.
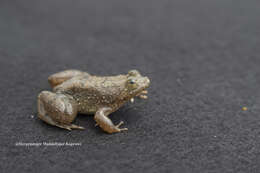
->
<box><xmin>37</xmin><ymin>91</ymin><xmax>84</xmax><ymax>130</ymax></box>
<box><xmin>48</xmin><ymin>69</ymin><xmax>88</xmax><ymax>88</ymax></box>
<box><xmin>94</xmin><ymin>107</ymin><xmax>128</xmax><ymax>134</ymax></box>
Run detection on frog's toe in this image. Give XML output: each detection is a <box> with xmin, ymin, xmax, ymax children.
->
<box><xmin>139</xmin><ymin>95</ymin><xmax>148</xmax><ymax>99</ymax></box>
<box><xmin>137</xmin><ymin>90</ymin><xmax>148</xmax><ymax>99</ymax></box>
<box><xmin>56</xmin><ymin>124</ymin><xmax>85</xmax><ymax>131</ymax></box>
<box><xmin>115</xmin><ymin>121</ymin><xmax>128</xmax><ymax>132</ymax></box>
<box><xmin>56</xmin><ymin>124</ymin><xmax>72</xmax><ymax>131</ymax></box>
<box><xmin>141</xmin><ymin>90</ymin><xmax>148</xmax><ymax>94</ymax></box>
<box><xmin>118</xmin><ymin>127</ymin><xmax>128</xmax><ymax>132</ymax></box>
<box><xmin>70</xmin><ymin>124</ymin><xmax>85</xmax><ymax>130</ymax></box>
<box><xmin>115</xmin><ymin>121</ymin><xmax>124</xmax><ymax>128</ymax></box>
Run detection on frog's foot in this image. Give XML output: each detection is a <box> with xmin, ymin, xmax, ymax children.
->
<box><xmin>137</xmin><ymin>90</ymin><xmax>148</xmax><ymax>99</ymax></box>
<box><xmin>115</xmin><ymin>121</ymin><xmax>128</xmax><ymax>131</ymax></box>
<box><xmin>56</xmin><ymin>124</ymin><xmax>85</xmax><ymax>131</ymax></box>
<box><xmin>94</xmin><ymin>122</ymin><xmax>127</xmax><ymax>131</ymax></box>
<box><xmin>130</xmin><ymin>90</ymin><xmax>148</xmax><ymax>103</ymax></box>
<box><xmin>94</xmin><ymin>107</ymin><xmax>128</xmax><ymax>133</ymax></box>
<box><xmin>37</xmin><ymin>91</ymin><xmax>83</xmax><ymax>130</ymax></box>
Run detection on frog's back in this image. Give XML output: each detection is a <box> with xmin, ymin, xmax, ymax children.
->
<box><xmin>55</xmin><ymin>74</ymin><xmax>127</xmax><ymax>114</ymax></box>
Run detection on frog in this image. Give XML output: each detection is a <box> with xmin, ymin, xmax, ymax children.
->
<box><xmin>37</xmin><ymin>69</ymin><xmax>150</xmax><ymax>133</ymax></box>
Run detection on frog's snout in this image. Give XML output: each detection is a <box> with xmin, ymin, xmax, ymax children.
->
<box><xmin>144</xmin><ymin>77</ymin><xmax>150</xmax><ymax>88</ymax></box>
<box><xmin>146</xmin><ymin>77</ymin><xmax>150</xmax><ymax>85</ymax></box>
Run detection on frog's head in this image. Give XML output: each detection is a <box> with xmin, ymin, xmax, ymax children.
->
<box><xmin>124</xmin><ymin>70</ymin><xmax>150</xmax><ymax>100</ymax></box>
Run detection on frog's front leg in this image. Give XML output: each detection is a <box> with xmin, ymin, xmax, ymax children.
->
<box><xmin>137</xmin><ymin>90</ymin><xmax>148</xmax><ymax>99</ymax></box>
<box><xmin>130</xmin><ymin>90</ymin><xmax>148</xmax><ymax>103</ymax></box>
<box><xmin>94</xmin><ymin>107</ymin><xmax>128</xmax><ymax>133</ymax></box>
<box><xmin>37</xmin><ymin>91</ymin><xmax>84</xmax><ymax>130</ymax></box>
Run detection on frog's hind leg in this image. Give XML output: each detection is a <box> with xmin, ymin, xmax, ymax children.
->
<box><xmin>48</xmin><ymin>69</ymin><xmax>90</xmax><ymax>88</ymax></box>
<box><xmin>37</xmin><ymin>91</ymin><xmax>84</xmax><ymax>130</ymax></box>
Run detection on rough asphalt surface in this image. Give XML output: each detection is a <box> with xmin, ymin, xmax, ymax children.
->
<box><xmin>1</xmin><ymin>0</ymin><xmax>260</xmax><ymax>172</ymax></box>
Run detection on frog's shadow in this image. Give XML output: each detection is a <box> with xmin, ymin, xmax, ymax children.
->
<box><xmin>35</xmin><ymin>105</ymin><xmax>142</xmax><ymax>134</ymax></box>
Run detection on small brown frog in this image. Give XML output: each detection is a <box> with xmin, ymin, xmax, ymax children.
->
<box><xmin>37</xmin><ymin>69</ymin><xmax>150</xmax><ymax>133</ymax></box>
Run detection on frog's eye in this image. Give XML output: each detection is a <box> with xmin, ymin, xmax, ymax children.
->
<box><xmin>129</xmin><ymin>79</ymin><xmax>135</xmax><ymax>84</ymax></box>
<box><xmin>127</xmin><ymin>79</ymin><xmax>138</xmax><ymax>89</ymax></box>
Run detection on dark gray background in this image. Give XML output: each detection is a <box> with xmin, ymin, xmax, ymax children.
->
<box><xmin>1</xmin><ymin>0</ymin><xmax>260</xmax><ymax>172</ymax></box>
